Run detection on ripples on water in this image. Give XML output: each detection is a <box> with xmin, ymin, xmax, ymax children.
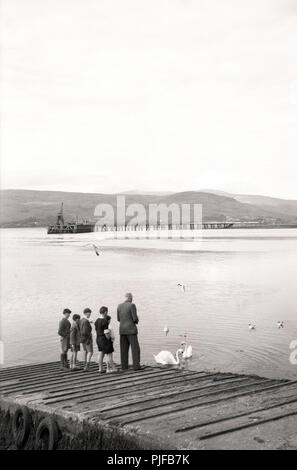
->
<box><xmin>1</xmin><ymin>228</ymin><xmax>297</xmax><ymax>380</ymax></box>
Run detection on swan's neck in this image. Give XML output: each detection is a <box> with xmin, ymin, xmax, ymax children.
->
<box><xmin>175</xmin><ymin>351</ymin><xmax>180</xmax><ymax>364</ymax></box>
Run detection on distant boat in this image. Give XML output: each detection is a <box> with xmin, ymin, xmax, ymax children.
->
<box><xmin>47</xmin><ymin>203</ymin><xmax>95</xmax><ymax>234</ymax></box>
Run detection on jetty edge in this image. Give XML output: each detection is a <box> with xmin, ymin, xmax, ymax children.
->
<box><xmin>1</xmin><ymin>361</ymin><xmax>297</xmax><ymax>450</ymax></box>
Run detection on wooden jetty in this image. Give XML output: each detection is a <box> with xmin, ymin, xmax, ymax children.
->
<box><xmin>1</xmin><ymin>361</ymin><xmax>297</xmax><ymax>450</ymax></box>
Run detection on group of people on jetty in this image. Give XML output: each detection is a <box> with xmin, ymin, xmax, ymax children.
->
<box><xmin>58</xmin><ymin>293</ymin><xmax>143</xmax><ymax>373</ymax></box>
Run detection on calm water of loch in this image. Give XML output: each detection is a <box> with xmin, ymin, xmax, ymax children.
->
<box><xmin>1</xmin><ymin>227</ymin><xmax>297</xmax><ymax>379</ymax></box>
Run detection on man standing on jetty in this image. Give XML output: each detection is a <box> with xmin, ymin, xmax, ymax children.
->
<box><xmin>117</xmin><ymin>293</ymin><xmax>142</xmax><ymax>371</ymax></box>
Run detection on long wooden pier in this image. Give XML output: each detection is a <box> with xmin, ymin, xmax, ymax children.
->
<box><xmin>95</xmin><ymin>222</ymin><xmax>233</xmax><ymax>232</ymax></box>
<box><xmin>1</xmin><ymin>362</ymin><xmax>297</xmax><ymax>450</ymax></box>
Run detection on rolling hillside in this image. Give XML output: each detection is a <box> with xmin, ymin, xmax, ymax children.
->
<box><xmin>0</xmin><ymin>189</ymin><xmax>296</xmax><ymax>227</ymax></box>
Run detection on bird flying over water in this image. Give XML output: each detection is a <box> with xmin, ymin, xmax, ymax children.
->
<box><xmin>277</xmin><ymin>321</ymin><xmax>284</xmax><ymax>329</ymax></box>
<box><xmin>84</xmin><ymin>243</ymin><xmax>100</xmax><ymax>256</ymax></box>
<box><xmin>248</xmin><ymin>323</ymin><xmax>256</xmax><ymax>331</ymax></box>
<box><xmin>177</xmin><ymin>283</ymin><xmax>186</xmax><ymax>292</ymax></box>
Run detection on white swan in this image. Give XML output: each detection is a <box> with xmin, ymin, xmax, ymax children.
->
<box><xmin>181</xmin><ymin>342</ymin><xmax>193</xmax><ymax>359</ymax></box>
<box><xmin>153</xmin><ymin>348</ymin><xmax>184</xmax><ymax>365</ymax></box>
<box><xmin>163</xmin><ymin>325</ymin><xmax>169</xmax><ymax>336</ymax></box>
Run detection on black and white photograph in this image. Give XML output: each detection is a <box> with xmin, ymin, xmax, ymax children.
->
<box><xmin>0</xmin><ymin>0</ymin><xmax>297</xmax><ymax>456</ymax></box>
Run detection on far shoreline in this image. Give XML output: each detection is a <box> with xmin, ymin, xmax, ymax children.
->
<box><xmin>1</xmin><ymin>224</ymin><xmax>297</xmax><ymax>230</ymax></box>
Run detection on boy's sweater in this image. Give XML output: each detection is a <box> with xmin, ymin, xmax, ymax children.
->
<box><xmin>70</xmin><ymin>321</ymin><xmax>81</xmax><ymax>345</ymax></box>
<box><xmin>79</xmin><ymin>317</ymin><xmax>92</xmax><ymax>343</ymax></box>
<box><xmin>58</xmin><ymin>317</ymin><xmax>71</xmax><ymax>338</ymax></box>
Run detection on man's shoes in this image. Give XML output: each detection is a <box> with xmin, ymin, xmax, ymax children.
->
<box><xmin>133</xmin><ymin>365</ymin><xmax>145</xmax><ymax>371</ymax></box>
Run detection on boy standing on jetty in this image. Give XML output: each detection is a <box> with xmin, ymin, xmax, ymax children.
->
<box><xmin>79</xmin><ymin>308</ymin><xmax>93</xmax><ymax>371</ymax></box>
<box><xmin>58</xmin><ymin>308</ymin><xmax>71</xmax><ymax>370</ymax></box>
<box><xmin>70</xmin><ymin>314</ymin><xmax>81</xmax><ymax>370</ymax></box>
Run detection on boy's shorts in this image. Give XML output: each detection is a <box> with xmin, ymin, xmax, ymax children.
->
<box><xmin>82</xmin><ymin>339</ymin><xmax>93</xmax><ymax>354</ymax></box>
<box><xmin>60</xmin><ymin>337</ymin><xmax>70</xmax><ymax>353</ymax></box>
<box><xmin>70</xmin><ymin>344</ymin><xmax>80</xmax><ymax>352</ymax></box>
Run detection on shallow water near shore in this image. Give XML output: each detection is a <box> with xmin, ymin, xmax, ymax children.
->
<box><xmin>1</xmin><ymin>227</ymin><xmax>297</xmax><ymax>380</ymax></box>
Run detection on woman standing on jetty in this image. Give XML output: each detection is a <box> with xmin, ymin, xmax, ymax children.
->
<box><xmin>94</xmin><ymin>306</ymin><xmax>117</xmax><ymax>373</ymax></box>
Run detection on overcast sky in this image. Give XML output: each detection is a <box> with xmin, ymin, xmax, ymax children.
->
<box><xmin>1</xmin><ymin>0</ymin><xmax>297</xmax><ymax>198</ymax></box>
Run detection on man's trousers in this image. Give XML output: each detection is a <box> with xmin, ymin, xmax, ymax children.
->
<box><xmin>120</xmin><ymin>334</ymin><xmax>140</xmax><ymax>370</ymax></box>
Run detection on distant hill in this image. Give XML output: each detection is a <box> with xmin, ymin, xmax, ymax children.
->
<box><xmin>201</xmin><ymin>189</ymin><xmax>297</xmax><ymax>220</ymax></box>
<box><xmin>234</xmin><ymin>194</ymin><xmax>297</xmax><ymax>219</ymax></box>
<box><xmin>0</xmin><ymin>189</ymin><xmax>296</xmax><ymax>227</ymax></box>
<box><xmin>121</xmin><ymin>190</ymin><xmax>173</xmax><ymax>196</ymax></box>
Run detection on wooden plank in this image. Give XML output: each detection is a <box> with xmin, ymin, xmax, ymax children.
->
<box><xmin>42</xmin><ymin>371</ymin><xmax>219</xmax><ymax>405</ymax></box>
<box><xmin>0</xmin><ymin>362</ymin><xmax>64</xmax><ymax>379</ymax></box>
<box><xmin>0</xmin><ymin>361</ymin><xmax>61</xmax><ymax>373</ymax></box>
<box><xmin>126</xmin><ymin>385</ymin><xmax>297</xmax><ymax>437</ymax></box>
<box><xmin>0</xmin><ymin>367</ymin><xmax>183</xmax><ymax>395</ymax></box>
<box><xmin>85</xmin><ymin>376</ymin><xmax>258</xmax><ymax>416</ymax></box>
<box><xmin>117</xmin><ymin>380</ymin><xmax>297</xmax><ymax>425</ymax></box>
<box><xmin>92</xmin><ymin>378</ymin><xmax>272</xmax><ymax>423</ymax></box>
<box><xmin>42</xmin><ymin>371</ymin><xmax>208</xmax><ymax>401</ymax></box>
<box><xmin>177</xmin><ymin>398</ymin><xmax>297</xmax><ymax>430</ymax></box>
<box><xmin>199</xmin><ymin>408</ymin><xmax>297</xmax><ymax>440</ymax></box>
<box><xmin>76</xmin><ymin>374</ymin><xmax>242</xmax><ymax>410</ymax></box>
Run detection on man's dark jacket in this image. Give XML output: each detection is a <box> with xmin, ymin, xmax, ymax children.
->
<box><xmin>117</xmin><ymin>301</ymin><xmax>139</xmax><ymax>335</ymax></box>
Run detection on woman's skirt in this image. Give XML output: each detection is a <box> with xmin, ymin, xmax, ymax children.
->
<box><xmin>96</xmin><ymin>335</ymin><xmax>114</xmax><ymax>354</ymax></box>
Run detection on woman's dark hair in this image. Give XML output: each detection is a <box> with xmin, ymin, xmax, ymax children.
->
<box><xmin>72</xmin><ymin>314</ymin><xmax>80</xmax><ymax>321</ymax></box>
<box><xmin>99</xmin><ymin>306</ymin><xmax>108</xmax><ymax>314</ymax></box>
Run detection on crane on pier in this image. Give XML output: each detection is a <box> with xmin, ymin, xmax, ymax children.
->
<box><xmin>56</xmin><ymin>203</ymin><xmax>65</xmax><ymax>226</ymax></box>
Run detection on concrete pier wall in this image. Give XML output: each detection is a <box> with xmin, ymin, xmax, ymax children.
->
<box><xmin>0</xmin><ymin>398</ymin><xmax>169</xmax><ymax>450</ymax></box>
